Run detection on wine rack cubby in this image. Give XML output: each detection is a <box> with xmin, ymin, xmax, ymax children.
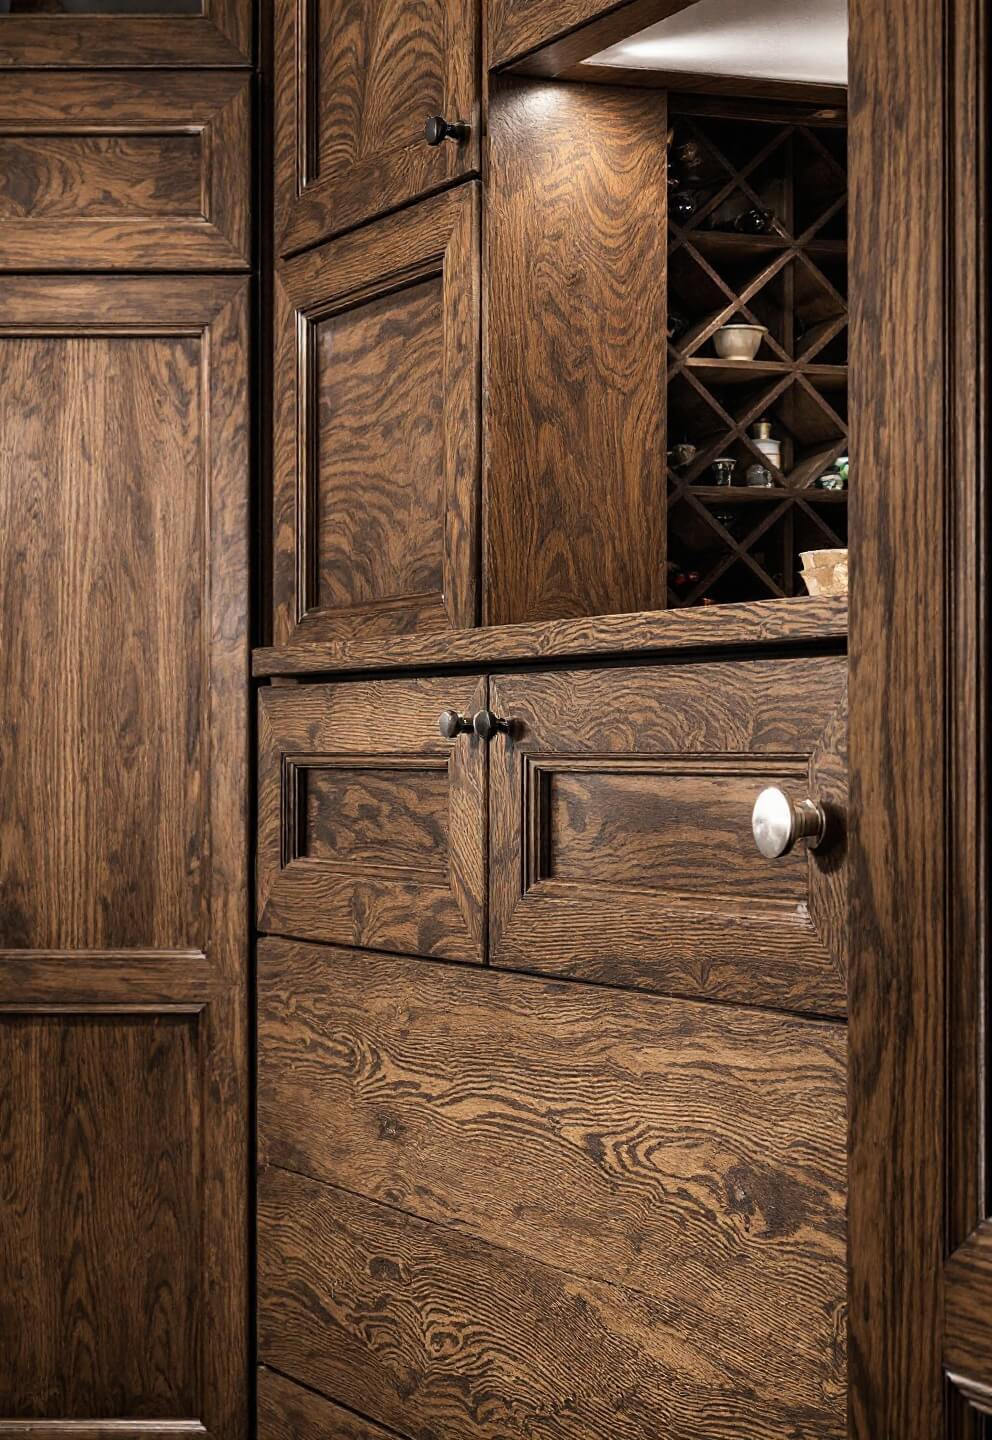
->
<box><xmin>666</xmin><ymin>104</ymin><xmax>848</xmax><ymax>607</ymax></box>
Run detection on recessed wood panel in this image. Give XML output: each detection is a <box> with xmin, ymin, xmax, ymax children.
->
<box><xmin>0</xmin><ymin>333</ymin><xmax>204</xmax><ymax>950</ymax></box>
<box><xmin>258</xmin><ymin>937</ymin><xmax>847</xmax><ymax>1437</ymax></box>
<box><xmin>257</xmin><ymin>676</ymin><xmax>486</xmax><ymax>960</ymax></box>
<box><xmin>275</xmin><ymin>0</ymin><xmax>479</xmax><ymax>254</ymax></box>
<box><xmin>300</xmin><ymin>763</ymin><xmax>449</xmax><ymax>874</ymax></box>
<box><xmin>0</xmin><ymin>73</ymin><xmax>250</xmax><ymax>269</ymax></box>
<box><xmin>490</xmin><ymin>657</ymin><xmax>848</xmax><ymax>1013</ymax></box>
<box><xmin>258</xmin><ymin>1152</ymin><xmax>845</xmax><ymax>1440</ymax></box>
<box><xmin>543</xmin><ymin>759</ymin><xmax>809</xmax><ymax>899</ymax></box>
<box><xmin>0</xmin><ymin>1014</ymin><xmax>199</xmax><ymax>1418</ymax></box>
<box><xmin>314</xmin><ymin>277</ymin><xmax>445</xmax><ymax>612</ymax></box>
<box><xmin>273</xmin><ymin>186</ymin><xmax>480</xmax><ymax>644</ymax></box>
<box><xmin>485</xmin><ymin>77</ymin><xmax>668</xmax><ymax>624</ymax></box>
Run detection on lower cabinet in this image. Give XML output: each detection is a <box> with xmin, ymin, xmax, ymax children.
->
<box><xmin>255</xmin><ymin>651</ymin><xmax>848</xmax><ymax>1439</ymax></box>
<box><xmin>257</xmin><ymin>940</ymin><xmax>847</xmax><ymax>1440</ymax></box>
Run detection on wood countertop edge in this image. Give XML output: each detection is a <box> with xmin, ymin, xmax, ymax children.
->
<box><xmin>253</xmin><ymin>596</ymin><xmax>848</xmax><ymax>678</ymax></box>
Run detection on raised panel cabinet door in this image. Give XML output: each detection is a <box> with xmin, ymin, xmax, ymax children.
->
<box><xmin>275</xmin><ymin>0</ymin><xmax>480</xmax><ymax>255</ymax></box>
<box><xmin>257</xmin><ymin>675</ymin><xmax>486</xmax><ymax>961</ymax></box>
<box><xmin>0</xmin><ymin>72</ymin><xmax>249</xmax><ymax>271</ymax></box>
<box><xmin>0</xmin><ymin>0</ymin><xmax>250</xmax><ymax>66</ymax></box>
<box><xmin>489</xmin><ymin>657</ymin><xmax>848</xmax><ymax>1015</ymax></box>
<box><xmin>0</xmin><ymin>278</ymin><xmax>249</xmax><ymax>1438</ymax></box>
<box><xmin>273</xmin><ymin>184</ymin><xmax>481</xmax><ymax>646</ymax></box>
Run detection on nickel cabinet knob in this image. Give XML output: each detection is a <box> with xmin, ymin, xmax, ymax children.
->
<box><xmin>424</xmin><ymin>114</ymin><xmax>470</xmax><ymax>147</ymax></box>
<box><xmin>752</xmin><ymin>786</ymin><xmax>827</xmax><ymax>858</ymax></box>
<box><xmin>473</xmin><ymin>709</ymin><xmax>510</xmax><ymax>741</ymax></box>
<box><xmin>438</xmin><ymin>710</ymin><xmax>473</xmax><ymax>739</ymax></box>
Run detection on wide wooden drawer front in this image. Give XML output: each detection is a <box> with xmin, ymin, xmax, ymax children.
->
<box><xmin>257</xmin><ymin>677</ymin><xmax>485</xmax><ymax>961</ymax></box>
<box><xmin>490</xmin><ymin>657</ymin><xmax>848</xmax><ymax>1014</ymax></box>
<box><xmin>257</xmin><ymin>938</ymin><xmax>847</xmax><ymax>1439</ymax></box>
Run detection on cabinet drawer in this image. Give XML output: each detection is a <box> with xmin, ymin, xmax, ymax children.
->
<box><xmin>0</xmin><ymin>73</ymin><xmax>249</xmax><ymax>270</ymax></box>
<box><xmin>257</xmin><ymin>937</ymin><xmax>846</xmax><ymax>1440</ymax></box>
<box><xmin>489</xmin><ymin>656</ymin><xmax>847</xmax><ymax>1014</ymax></box>
<box><xmin>257</xmin><ymin>676</ymin><xmax>486</xmax><ymax>961</ymax></box>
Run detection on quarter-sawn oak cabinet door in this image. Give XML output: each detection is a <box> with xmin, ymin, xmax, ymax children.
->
<box><xmin>273</xmin><ymin>184</ymin><xmax>481</xmax><ymax>646</ymax></box>
<box><xmin>257</xmin><ymin>674</ymin><xmax>486</xmax><ymax>962</ymax></box>
<box><xmin>275</xmin><ymin>0</ymin><xmax>480</xmax><ymax>255</ymax></box>
<box><xmin>0</xmin><ymin>0</ymin><xmax>250</xmax><ymax>67</ymax></box>
<box><xmin>0</xmin><ymin>277</ymin><xmax>249</xmax><ymax>1438</ymax></box>
<box><xmin>489</xmin><ymin>657</ymin><xmax>848</xmax><ymax>1015</ymax></box>
<box><xmin>0</xmin><ymin>71</ymin><xmax>250</xmax><ymax>271</ymax></box>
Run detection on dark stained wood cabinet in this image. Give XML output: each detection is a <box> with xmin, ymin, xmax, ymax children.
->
<box><xmin>273</xmin><ymin>184</ymin><xmax>481</xmax><ymax>646</ymax></box>
<box><xmin>0</xmin><ymin>278</ymin><xmax>249</xmax><ymax>1435</ymax></box>
<box><xmin>489</xmin><ymin>658</ymin><xmax>848</xmax><ymax>1013</ymax></box>
<box><xmin>0</xmin><ymin>0</ymin><xmax>251</xmax><ymax>67</ymax></box>
<box><xmin>257</xmin><ymin>940</ymin><xmax>846</xmax><ymax>1439</ymax></box>
<box><xmin>0</xmin><ymin>72</ymin><xmax>250</xmax><ymax>270</ymax></box>
<box><xmin>257</xmin><ymin>675</ymin><xmax>487</xmax><ymax>961</ymax></box>
<box><xmin>274</xmin><ymin>0</ymin><xmax>480</xmax><ymax>255</ymax></box>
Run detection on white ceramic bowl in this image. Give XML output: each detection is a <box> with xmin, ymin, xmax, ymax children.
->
<box><xmin>713</xmin><ymin>324</ymin><xmax>767</xmax><ymax>360</ymax></box>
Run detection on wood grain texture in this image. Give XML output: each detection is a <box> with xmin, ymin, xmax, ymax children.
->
<box><xmin>490</xmin><ymin>658</ymin><xmax>848</xmax><ymax>1013</ymax></box>
<box><xmin>0</xmin><ymin>72</ymin><xmax>250</xmax><ymax>270</ymax></box>
<box><xmin>947</xmin><ymin>1223</ymin><xmax>992</xmax><ymax>1394</ymax></box>
<box><xmin>273</xmin><ymin>185</ymin><xmax>480</xmax><ymax>645</ymax></box>
<box><xmin>485</xmin><ymin>77</ymin><xmax>667</xmax><ymax>624</ymax></box>
<box><xmin>487</xmin><ymin>0</ymin><xmax>697</xmax><ymax>71</ymax></box>
<box><xmin>257</xmin><ymin>676</ymin><xmax>486</xmax><ymax>961</ymax></box>
<box><xmin>258</xmin><ymin>936</ymin><xmax>848</xmax><ymax>1435</ymax></box>
<box><xmin>0</xmin><ymin>3</ymin><xmax>250</xmax><ymax>65</ymax></box>
<box><xmin>314</xmin><ymin>277</ymin><xmax>445</xmax><ymax>612</ymax></box>
<box><xmin>0</xmin><ymin>1015</ymin><xmax>199</xmax><ymax>1418</ymax></box>
<box><xmin>0</xmin><ymin>278</ymin><xmax>250</xmax><ymax>1439</ymax></box>
<box><xmin>274</xmin><ymin>0</ymin><xmax>479</xmax><ymax>254</ymax></box>
<box><xmin>258</xmin><ymin>1158</ymin><xmax>845</xmax><ymax>1440</ymax></box>
<box><xmin>300</xmin><ymin>764</ymin><xmax>449</xmax><ymax>872</ymax></box>
<box><xmin>258</xmin><ymin>1369</ymin><xmax>395</xmax><ymax>1440</ymax></box>
<box><xmin>847</xmin><ymin>0</ymin><xmax>953</xmax><ymax>1430</ymax></box>
<box><xmin>253</xmin><ymin>594</ymin><xmax>849</xmax><ymax>675</ymax></box>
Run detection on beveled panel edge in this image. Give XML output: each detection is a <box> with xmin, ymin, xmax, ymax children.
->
<box><xmin>0</xmin><ymin>1423</ymin><xmax>209</xmax><ymax>1439</ymax></box>
<box><xmin>254</xmin><ymin>595</ymin><xmax>848</xmax><ymax>677</ymax></box>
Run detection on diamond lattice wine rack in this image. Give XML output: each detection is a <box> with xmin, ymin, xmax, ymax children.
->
<box><xmin>665</xmin><ymin>104</ymin><xmax>848</xmax><ymax>607</ymax></box>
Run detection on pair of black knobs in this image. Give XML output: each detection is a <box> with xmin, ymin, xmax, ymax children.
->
<box><xmin>438</xmin><ymin>709</ymin><xmax>509</xmax><ymax>741</ymax></box>
<box><xmin>424</xmin><ymin>115</ymin><xmax>471</xmax><ymax>147</ymax></box>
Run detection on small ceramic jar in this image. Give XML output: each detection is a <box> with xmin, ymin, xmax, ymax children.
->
<box><xmin>710</xmin><ymin>457</ymin><xmax>737</xmax><ymax>486</ymax></box>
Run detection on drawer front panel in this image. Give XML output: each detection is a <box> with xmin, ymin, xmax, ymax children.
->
<box><xmin>257</xmin><ymin>938</ymin><xmax>846</xmax><ymax>1439</ymax></box>
<box><xmin>0</xmin><ymin>73</ymin><xmax>250</xmax><ymax>270</ymax></box>
<box><xmin>490</xmin><ymin>656</ymin><xmax>848</xmax><ymax>1014</ymax></box>
<box><xmin>257</xmin><ymin>677</ymin><xmax>486</xmax><ymax>961</ymax></box>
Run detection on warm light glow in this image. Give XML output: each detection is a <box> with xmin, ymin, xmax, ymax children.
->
<box><xmin>584</xmin><ymin>0</ymin><xmax>848</xmax><ymax>86</ymax></box>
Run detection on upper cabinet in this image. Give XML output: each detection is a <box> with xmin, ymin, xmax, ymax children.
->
<box><xmin>0</xmin><ymin>0</ymin><xmax>251</xmax><ymax>66</ymax></box>
<box><xmin>273</xmin><ymin>183</ymin><xmax>481</xmax><ymax>646</ymax></box>
<box><xmin>0</xmin><ymin>72</ymin><xmax>250</xmax><ymax>270</ymax></box>
<box><xmin>275</xmin><ymin>0</ymin><xmax>481</xmax><ymax>257</ymax></box>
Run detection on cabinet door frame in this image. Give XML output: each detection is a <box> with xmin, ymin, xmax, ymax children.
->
<box><xmin>257</xmin><ymin>675</ymin><xmax>487</xmax><ymax>963</ymax></box>
<box><xmin>0</xmin><ymin>276</ymin><xmax>249</xmax><ymax>1440</ymax></box>
<box><xmin>0</xmin><ymin>72</ymin><xmax>249</xmax><ymax>271</ymax></box>
<box><xmin>273</xmin><ymin>183</ymin><xmax>481</xmax><ymax>647</ymax></box>
<box><xmin>274</xmin><ymin>0</ymin><xmax>480</xmax><ymax>256</ymax></box>
<box><xmin>0</xmin><ymin>0</ymin><xmax>250</xmax><ymax>66</ymax></box>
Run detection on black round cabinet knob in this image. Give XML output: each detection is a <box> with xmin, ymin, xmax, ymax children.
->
<box><xmin>425</xmin><ymin>114</ymin><xmax>470</xmax><ymax>147</ymax></box>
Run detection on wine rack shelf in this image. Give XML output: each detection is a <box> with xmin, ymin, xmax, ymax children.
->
<box><xmin>666</xmin><ymin>103</ymin><xmax>848</xmax><ymax>607</ymax></box>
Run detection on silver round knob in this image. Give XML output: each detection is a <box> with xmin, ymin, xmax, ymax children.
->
<box><xmin>438</xmin><ymin>710</ymin><xmax>473</xmax><ymax>739</ymax></box>
<box><xmin>472</xmin><ymin>709</ymin><xmax>510</xmax><ymax>741</ymax></box>
<box><xmin>752</xmin><ymin>787</ymin><xmax>827</xmax><ymax>858</ymax></box>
